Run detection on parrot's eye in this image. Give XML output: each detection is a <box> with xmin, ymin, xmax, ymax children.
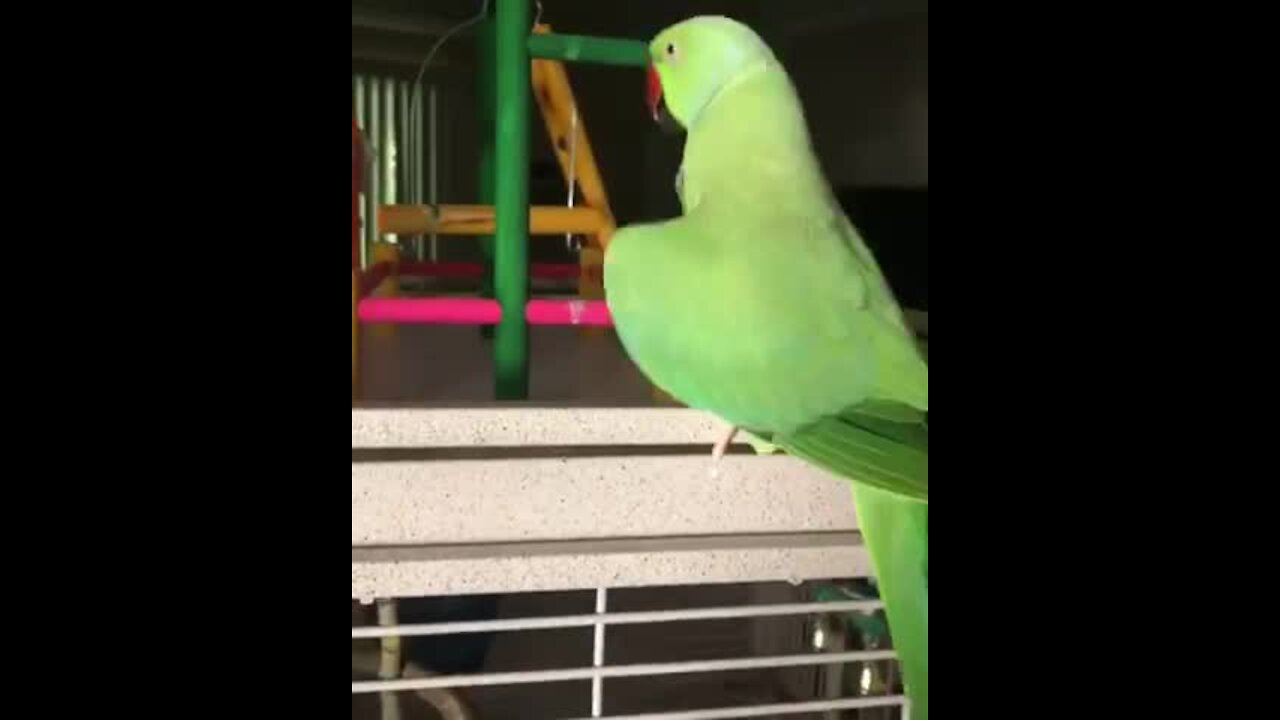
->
<box><xmin>665</xmin><ymin>43</ymin><xmax>677</xmax><ymax>58</ymax></box>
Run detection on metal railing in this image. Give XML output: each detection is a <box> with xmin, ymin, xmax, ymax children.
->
<box><xmin>353</xmin><ymin>589</ymin><xmax>906</xmax><ymax>719</ymax></box>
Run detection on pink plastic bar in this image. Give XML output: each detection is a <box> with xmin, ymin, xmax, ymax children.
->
<box><xmin>525</xmin><ymin>299</ymin><xmax>614</xmax><ymax>327</ymax></box>
<box><xmin>358</xmin><ymin>261</ymin><xmax>395</xmax><ymax>299</ymax></box>
<box><xmin>358</xmin><ymin>298</ymin><xmax>502</xmax><ymax>325</ymax></box>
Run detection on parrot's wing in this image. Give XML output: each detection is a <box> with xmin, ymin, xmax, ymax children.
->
<box><xmin>607</xmin><ymin>209</ymin><xmax>926</xmax><ymax>505</ymax></box>
<box><xmin>607</xmin><ymin>203</ymin><xmax>925</xmax><ymax>428</ymax></box>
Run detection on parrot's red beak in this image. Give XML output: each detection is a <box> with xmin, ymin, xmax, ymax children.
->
<box><xmin>646</xmin><ymin>64</ymin><xmax>663</xmax><ymax>121</ymax></box>
<box><xmin>646</xmin><ymin>64</ymin><xmax>683</xmax><ymax>134</ymax></box>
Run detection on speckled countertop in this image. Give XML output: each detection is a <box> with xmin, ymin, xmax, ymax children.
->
<box><xmin>352</xmin><ymin>405</ymin><xmax>867</xmax><ymax>600</ymax></box>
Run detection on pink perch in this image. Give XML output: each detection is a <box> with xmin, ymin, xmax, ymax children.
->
<box><xmin>525</xmin><ymin>300</ymin><xmax>613</xmax><ymax>327</ymax></box>
<box><xmin>358</xmin><ymin>298</ymin><xmax>502</xmax><ymax>325</ymax></box>
<box><xmin>357</xmin><ymin>298</ymin><xmax>613</xmax><ymax>327</ymax></box>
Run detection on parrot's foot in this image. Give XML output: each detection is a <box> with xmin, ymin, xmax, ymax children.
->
<box><xmin>741</xmin><ymin>431</ymin><xmax>781</xmax><ymax>455</ymax></box>
<box><xmin>709</xmin><ymin>425</ymin><xmax>740</xmax><ymax>479</ymax></box>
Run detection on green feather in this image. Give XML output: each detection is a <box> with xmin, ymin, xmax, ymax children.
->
<box><xmin>771</xmin><ymin>408</ymin><xmax>928</xmax><ymax>501</ymax></box>
<box><xmin>850</xmin><ymin>483</ymin><xmax>928</xmax><ymax>720</ymax></box>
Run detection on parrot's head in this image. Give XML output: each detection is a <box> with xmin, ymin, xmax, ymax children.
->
<box><xmin>646</xmin><ymin>16</ymin><xmax>776</xmax><ymax>133</ymax></box>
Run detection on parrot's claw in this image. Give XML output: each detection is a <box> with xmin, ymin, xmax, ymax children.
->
<box><xmin>709</xmin><ymin>425</ymin><xmax>740</xmax><ymax>479</ymax></box>
<box><xmin>742</xmin><ymin>432</ymin><xmax>781</xmax><ymax>455</ymax></box>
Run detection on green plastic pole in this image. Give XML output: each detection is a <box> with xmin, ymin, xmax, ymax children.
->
<box><xmin>528</xmin><ymin>33</ymin><xmax>650</xmax><ymax>67</ymax></box>
<box><xmin>493</xmin><ymin>0</ymin><xmax>531</xmax><ymax>399</ymax></box>
<box><xmin>476</xmin><ymin>15</ymin><xmax>496</xmax><ymax>340</ymax></box>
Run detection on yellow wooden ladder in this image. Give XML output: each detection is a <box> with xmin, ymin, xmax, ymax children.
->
<box><xmin>531</xmin><ymin>24</ymin><xmax>612</xmax><ymax>322</ymax></box>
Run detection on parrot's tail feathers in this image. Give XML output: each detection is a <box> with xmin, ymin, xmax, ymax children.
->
<box><xmin>851</xmin><ymin>483</ymin><xmax>928</xmax><ymax>720</ymax></box>
<box><xmin>776</xmin><ymin>409</ymin><xmax>928</xmax><ymax>717</ymax></box>
<box><xmin>776</xmin><ymin>408</ymin><xmax>928</xmax><ymax>501</ymax></box>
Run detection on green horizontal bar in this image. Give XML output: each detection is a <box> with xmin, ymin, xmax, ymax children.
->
<box><xmin>527</xmin><ymin>33</ymin><xmax>649</xmax><ymax>67</ymax></box>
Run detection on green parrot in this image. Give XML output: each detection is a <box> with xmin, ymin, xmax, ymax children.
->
<box><xmin>603</xmin><ymin>16</ymin><xmax>928</xmax><ymax>718</ymax></box>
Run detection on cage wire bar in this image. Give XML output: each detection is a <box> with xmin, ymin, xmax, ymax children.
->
<box><xmin>352</xmin><ymin>72</ymin><xmax>436</xmax><ymax>265</ymax></box>
<box><xmin>353</xmin><ymin>651</ymin><xmax>898</xmax><ymax>692</ymax></box>
<box><xmin>592</xmin><ymin>588</ymin><xmax>607</xmax><ymax>717</ymax></box>
<box><xmin>352</xmin><ymin>600</ymin><xmax>884</xmax><ymax>639</ymax></box>
<box><xmin>352</xmin><ymin>596</ymin><xmax>906</xmax><ymax>717</ymax></box>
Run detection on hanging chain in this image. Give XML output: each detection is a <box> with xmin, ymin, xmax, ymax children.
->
<box><xmin>566</xmin><ymin>105</ymin><xmax>581</xmax><ymax>253</ymax></box>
